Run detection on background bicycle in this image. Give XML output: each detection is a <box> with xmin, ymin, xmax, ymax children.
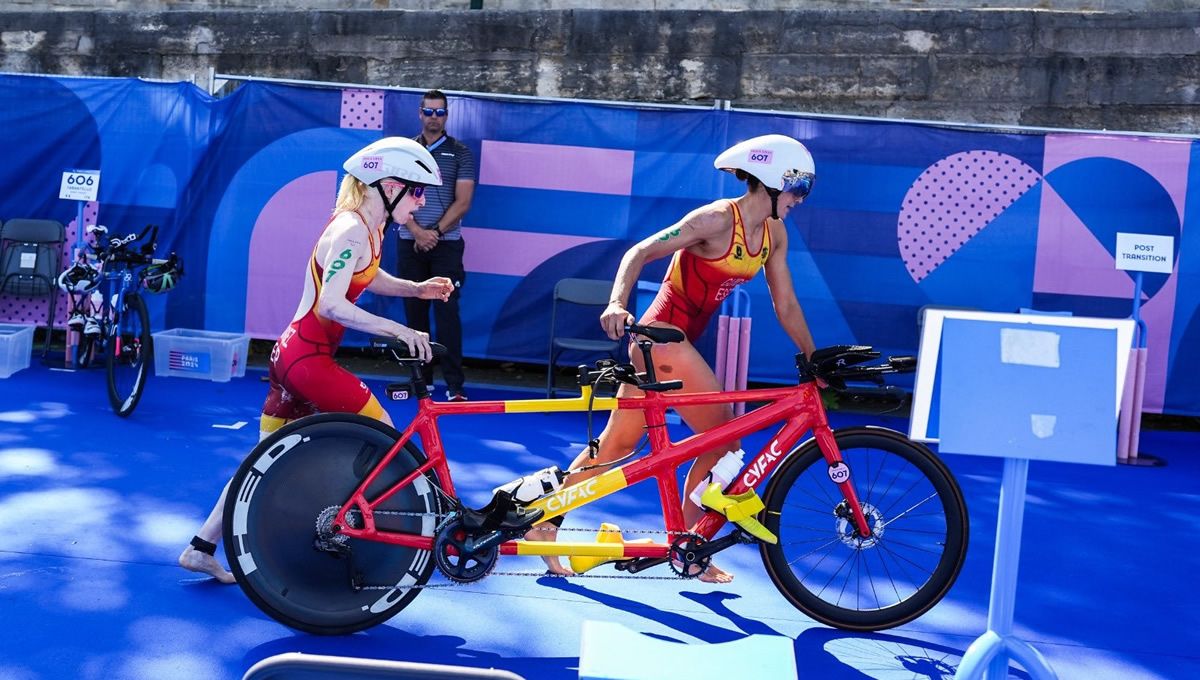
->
<box><xmin>57</xmin><ymin>224</ymin><xmax>183</xmax><ymax>417</ymax></box>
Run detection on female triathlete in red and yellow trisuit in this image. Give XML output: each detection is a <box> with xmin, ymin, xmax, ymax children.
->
<box><xmin>531</xmin><ymin>134</ymin><xmax>819</xmax><ymax>583</ymax></box>
<box><xmin>181</xmin><ymin>137</ymin><xmax>454</xmax><ymax>584</ymax></box>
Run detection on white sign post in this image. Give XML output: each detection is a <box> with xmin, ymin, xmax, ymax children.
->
<box><xmin>58</xmin><ymin>169</ymin><xmax>101</xmax><ymax>369</ymax></box>
<box><xmin>911</xmin><ymin>310</ymin><xmax>1135</xmax><ymax>680</ymax></box>
<box><xmin>59</xmin><ymin>169</ymin><xmax>100</xmax><ymax>203</ymax></box>
<box><xmin>1115</xmin><ymin>233</ymin><xmax>1174</xmax><ymax>275</ymax></box>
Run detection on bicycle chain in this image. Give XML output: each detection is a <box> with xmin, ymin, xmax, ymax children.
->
<box><xmin>372</xmin><ymin>509</ymin><xmax>684</xmax><ymax>536</ymax></box>
<box><xmin>350</xmin><ymin>509</ymin><xmax>697</xmax><ymax>590</ymax></box>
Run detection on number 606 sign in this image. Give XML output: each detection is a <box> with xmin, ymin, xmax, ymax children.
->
<box><xmin>60</xmin><ymin>169</ymin><xmax>100</xmax><ymax>202</ymax></box>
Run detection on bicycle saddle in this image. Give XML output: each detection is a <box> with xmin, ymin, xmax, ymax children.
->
<box><xmin>627</xmin><ymin>323</ymin><xmax>685</xmax><ymax>344</ymax></box>
<box><xmin>809</xmin><ymin>345</ymin><xmax>879</xmax><ymax>371</ymax></box>
<box><xmin>370</xmin><ymin>338</ymin><xmax>448</xmax><ymax>362</ymax></box>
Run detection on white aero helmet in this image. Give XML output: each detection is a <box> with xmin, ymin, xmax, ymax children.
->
<box><xmin>343</xmin><ymin>136</ymin><xmax>443</xmax><ymax>188</ymax></box>
<box><xmin>715</xmin><ymin>134</ymin><xmax>816</xmax><ymax>217</ymax></box>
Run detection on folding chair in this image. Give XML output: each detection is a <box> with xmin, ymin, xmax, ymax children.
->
<box><xmin>546</xmin><ymin>277</ymin><xmax>622</xmax><ymax>398</ymax></box>
<box><xmin>0</xmin><ymin>218</ymin><xmax>66</xmax><ymax>357</ymax></box>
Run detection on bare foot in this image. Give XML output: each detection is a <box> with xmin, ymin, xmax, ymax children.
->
<box><xmin>697</xmin><ymin>563</ymin><xmax>734</xmax><ymax>584</ymax></box>
<box><xmin>178</xmin><ymin>546</ymin><xmax>236</xmax><ymax>584</ymax></box>
<box><xmin>524</xmin><ymin>523</ymin><xmax>575</xmax><ymax>576</ymax></box>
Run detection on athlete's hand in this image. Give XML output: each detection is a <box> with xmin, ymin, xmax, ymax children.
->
<box><xmin>395</xmin><ymin>325</ymin><xmax>432</xmax><ymax>362</ymax></box>
<box><xmin>417</xmin><ymin>277</ymin><xmax>453</xmax><ymax>301</ymax></box>
<box><xmin>600</xmin><ymin>302</ymin><xmax>634</xmax><ymax>340</ymax></box>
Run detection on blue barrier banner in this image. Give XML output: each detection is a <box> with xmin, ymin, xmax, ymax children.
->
<box><xmin>1</xmin><ymin>74</ymin><xmax>1197</xmax><ymax>416</ymax></box>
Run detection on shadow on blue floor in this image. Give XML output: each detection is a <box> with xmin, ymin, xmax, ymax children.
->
<box><xmin>1</xmin><ymin>362</ymin><xmax>1198</xmax><ymax>679</ymax></box>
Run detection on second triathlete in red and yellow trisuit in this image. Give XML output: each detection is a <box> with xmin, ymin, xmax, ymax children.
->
<box><xmin>527</xmin><ymin>134</ymin><xmax>819</xmax><ymax>582</ymax></box>
<box><xmin>641</xmin><ymin>200</ymin><xmax>771</xmax><ymax>342</ymax></box>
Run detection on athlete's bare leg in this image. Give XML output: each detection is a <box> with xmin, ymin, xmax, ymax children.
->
<box><xmin>179</xmin><ymin>415</ymin><xmax>312</xmax><ymax>585</ymax></box>
<box><xmin>525</xmin><ymin>391</ymin><xmax>647</xmax><ymax>575</ymax></box>
<box><xmin>527</xmin><ymin>331</ymin><xmax>738</xmax><ymax>583</ymax></box>
<box><xmin>654</xmin><ymin>335</ymin><xmax>738</xmax><ymax>584</ymax></box>
<box><xmin>178</xmin><ymin>480</ymin><xmax>236</xmax><ymax>584</ymax></box>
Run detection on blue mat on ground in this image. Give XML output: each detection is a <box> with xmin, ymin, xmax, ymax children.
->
<box><xmin>0</xmin><ymin>362</ymin><xmax>1197</xmax><ymax>680</ymax></box>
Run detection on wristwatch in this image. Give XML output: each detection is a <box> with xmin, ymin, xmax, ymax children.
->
<box><xmin>432</xmin><ymin>222</ymin><xmax>443</xmax><ymax>235</ymax></box>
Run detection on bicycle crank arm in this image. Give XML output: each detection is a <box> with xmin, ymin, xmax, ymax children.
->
<box><xmin>615</xmin><ymin>557</ymin><xmax>666</xmax><ymax>574</ymax></box>
<box><xmin>464</xmin><ymin>530</ymin><xmax>503</xmax><ymax>554</ymax></box>
<box><xmin>616</xmin><ymin>532</ymin><xmax>746</xmax><ymax>574</ymax></box>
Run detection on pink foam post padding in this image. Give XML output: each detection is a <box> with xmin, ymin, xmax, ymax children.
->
<box><xmin>734</xmin><ymin>317</ymin><xmax>751</xmax><ymax>416</ymax></box>
<box><xmin>1117</xmin><ymin>349</ymin><xmax>1138</xmax><ymax>461</ymax></box>
<box><xmin>1129</xmin><ymin>347</ymin><xmax>1148</xmax><ymax>460</ymax></box>
<box><xmin>723</xmin><ymin>319</ymin><xmax>740</xmax><ymax>396</ymax></box>
<box><xmin>715</xmin><ymin>315</ymin><xmax>730</xmax><ymax>386</ymax></box>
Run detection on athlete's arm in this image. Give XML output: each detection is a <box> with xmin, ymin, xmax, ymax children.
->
<box><xmin>367</xmin><ymin>270</ymin><xmax>453</xmax><ymax>301</ymax></box>
<box><xmin>601</xmin><ymin>203</ymin><xmax>730</xmax><ymax>339</ymax></box>
<box><xmin>762</xmin><ymin>219</ymin><xmax>816</xmax><ymax>358</ymax></box>
<box><xmin>316</xmin><ymin>218</ymin><xmax>432</xmax><ymax>360</ymax></box>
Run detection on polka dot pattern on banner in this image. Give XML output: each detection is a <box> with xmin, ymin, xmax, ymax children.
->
<box><xmin>897</xmin><ymin>151</ymin><xmax>1041</xmax><ymax>283</ymax></box>
<box><xmin>0</xmin><ymin>201</ymin><xmax>98</xmax><ymax>326</ymax></box>
<box><xmin>340</xmin><ymin>89</ymin><xmax>384</xmax><ymax>131</ymax></box>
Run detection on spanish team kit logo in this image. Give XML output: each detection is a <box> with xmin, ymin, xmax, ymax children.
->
<box><xmin>716</xmin><ymin>277</ymin><xmax>747</xmax><ymax>302</ymax></box>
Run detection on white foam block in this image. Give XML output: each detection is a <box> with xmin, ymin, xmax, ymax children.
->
<box><xmin>578</xmin><ymin>620</ymin><xmax>797</xmax><ymax>680</ymax></box>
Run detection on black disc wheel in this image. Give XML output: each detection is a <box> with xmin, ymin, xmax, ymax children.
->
<box><xmin>224</xmin><ymin>414</ymin><xmax>442</xmax><ymax>635</ymax></box>
<box><xmin>105</xmin><ymin>292</ymin><xmax>151</xmax><ymax>417</ymax></box>
<box><xmin>761</xmin><ymin>427</ymin><xmax>969</xmax><ymax>631</ymax></box>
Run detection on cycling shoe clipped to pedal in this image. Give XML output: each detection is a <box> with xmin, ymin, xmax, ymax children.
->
<box><xmin>700</xmin><ymin>483</ymin><xmax>777</xmax><ymax>544</ymax></box>
<box><xmin>459</xmin><ymin>488</ymin><xmax>544</xmax><ymax>534</ymax></box>
<box><xmin>434</xmin><ymin>491</ymin><xmax>545</xmax><ymax>583</ymax></box>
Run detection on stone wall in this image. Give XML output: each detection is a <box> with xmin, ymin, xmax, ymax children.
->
<box><xmin>1</xmin><ymin>8</ymin><xmax>1198</xmax><ymax>134</ymax></box>
<box><xmin>3</xmin><ymin>1</ymin><xmax>1197</xmax><ymax>10</ymax></box>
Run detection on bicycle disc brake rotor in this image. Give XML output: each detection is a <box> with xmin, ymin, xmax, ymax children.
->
<box><xmin>835</xmin><ymin>501</ymin><xmax>885</xmax><ymax>548</ymax></box>
<box><xmin>668</xmin><ymin>533</ymin><xmax>710</xmax><ymax>579</ymax></box>
<box><xmin>433</xmin><ymin>516</ymin><xmax>498</xmax><ymax>583</ymax></box>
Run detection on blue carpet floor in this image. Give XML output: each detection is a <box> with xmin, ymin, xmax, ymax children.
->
<box><xmin>0</xmin><ymin>362</ymin><xmax>1197</xmax><ymax>680</ymax></box>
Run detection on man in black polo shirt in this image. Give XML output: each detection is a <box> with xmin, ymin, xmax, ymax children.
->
<box><xmin>399</xmin><ymin>89</ymin><xmax>476</xmax><ymax>400</ymax></box>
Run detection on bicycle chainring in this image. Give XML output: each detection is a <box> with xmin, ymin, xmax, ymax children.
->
<box><xmin>667</xmin><ymin>532</ymin><xmax>710</xmax><ymax>579</ymax></box>
<box><xmin>433</xmin><ymin>516</ymin><xmax>499</xmax><ymax>583</ymax></box>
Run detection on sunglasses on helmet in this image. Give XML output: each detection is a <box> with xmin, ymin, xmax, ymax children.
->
<box><xmin>420</xmin><ymin>107</ymin><xmax>448</xmax><ymax>117</ymax></box>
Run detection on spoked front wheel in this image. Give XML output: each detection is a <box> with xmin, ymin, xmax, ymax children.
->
<box><xmin>224</xmin><ymin>414</ymin><xmax>443</xmax><ymax>635</ymax></box>
<box><xmin>106</xmin><ymin>292</ymin><xmax>151</xmax><ymax>417</ymax></box>
<box><xmin>761</xmin><ymin>427</ymin><xmax>968</xmax><ymax>631</ymax></box>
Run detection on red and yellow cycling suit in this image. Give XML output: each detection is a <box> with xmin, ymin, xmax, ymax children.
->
<box><xmin>261</xmin><ymin>211</ymin><xmax>385</xmax><ymax>433</ymax></box>
<box><xmin>641</xmin><ymin>201</ymin><xmax>770</xmax><ymax>342</ymax></box>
